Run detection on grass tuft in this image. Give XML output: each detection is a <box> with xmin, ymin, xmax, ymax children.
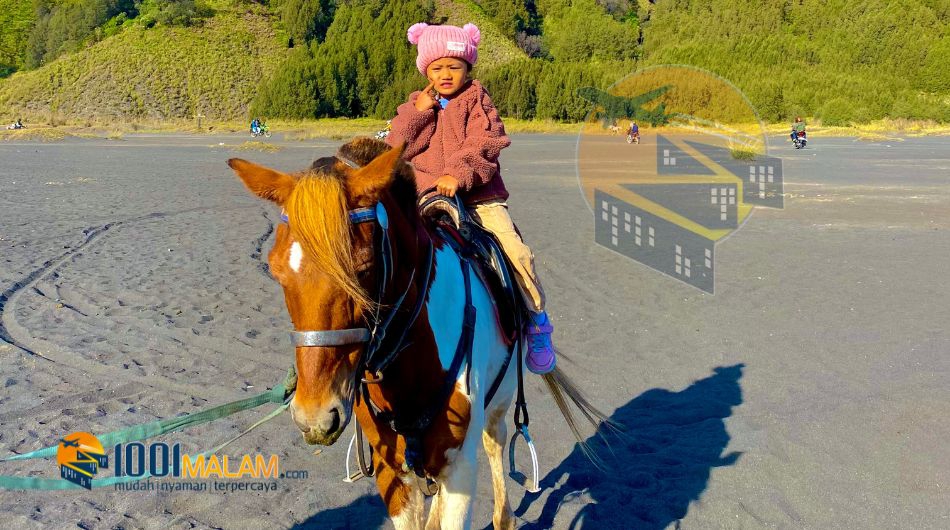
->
<box><xmin>0</xmin><ymin>128</ymin><xmax>67</xmax><ymax>142</ymax></box>
<box><xmin>235</xmin><ymin>141</ymin><xmax>281</xmax><ymax>152</ymax></box>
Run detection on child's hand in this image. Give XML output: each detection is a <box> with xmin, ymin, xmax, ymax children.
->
<box><xmin>435</xmin><ymin>175</ymin><xmax>460</xmax><ymax>197</ymax></box>
<box><xmin>415</xmin><ymin>81</ymin><xmax>439</xmax><ymax>111</ymax></box>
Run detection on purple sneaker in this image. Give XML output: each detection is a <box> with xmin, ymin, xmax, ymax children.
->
<box><xmin>524</xmin><ymin>311</ymin><xmax>556</xmax><ymax>375</ymax></box>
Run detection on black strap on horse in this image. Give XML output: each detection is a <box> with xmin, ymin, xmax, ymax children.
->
<box><xmin>418</xmin><ymin>195</ymin><xmax>521</xmax><ymax>408</ymax></box>
<box><xmin>484</xmin><ymin>315</ymin><xmax>522</xmax><ymax>409</ymax></box>
<box><xmin>362</xmin><ymin>239</ymin><xmax>435</xmax><ymax>380</ymax></box>
<box><xmin>512</xmin><ymin>339</ymin><xmax>529</xmax><ymax>430</ymax></box>
<box><xmin>354</xmin><ymin>417</ymin><xmax>374</xmax><ymax>479</ymax></box>
<box><xmin>348</xmin><ymin>191</ymin><xmax>526</xmax><ymax>480</ymax></box>
<box><xmin>350</xmin><ymin>231</ymin><xmax>435</xmax><ymax>479</ymax></box>
<box><xmin>362</xmin><ymin>236</ymin><xmax>477</xmax><ymax>477</ymax></box>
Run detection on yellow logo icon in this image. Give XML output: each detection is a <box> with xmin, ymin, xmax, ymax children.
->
<box><xmin>56</xmin><ymin>432</ymin><xmax>108</xmax><ymax>489</ymax></box>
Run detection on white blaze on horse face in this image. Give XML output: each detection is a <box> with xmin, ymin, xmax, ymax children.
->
<box><xmin>289</xmin><ymin>242</ymin><xmax>303</xmax><ymax>272</ymax></box>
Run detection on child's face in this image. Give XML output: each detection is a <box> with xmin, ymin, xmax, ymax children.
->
<box><xmin>426</xmin><ymin>58</ymin><xmax>469</xmax><ymax>97</ymax></box>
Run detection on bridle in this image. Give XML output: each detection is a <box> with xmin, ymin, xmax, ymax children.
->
<box><xmin>278</xmin><ymin>150</ymin><xmax>540</xmax><ymax>488</ymax></box>
<box><xmin>282</xmin><ymin>152</ymin><xmax>486</xmax><ymax>482</ymax></box>
<box><xmin>282</xmin><ymin>155</ymin><xmax>434</xmax><ymax>385</ymax></box>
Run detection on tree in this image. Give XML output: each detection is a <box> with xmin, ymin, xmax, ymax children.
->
<box><xmin>250</xmin><ymin>48</ymin><xmax>321</xmax><ymax>118</ymax></box>
<box><xmin>257</xmin><ymin>0</ymin><xmax>435</xmax><ymax>119</ymax></box>
<box><xmin>543</xmin><ymin>0</ymin><xmax>639</xmax><ymax>63</ymax></box>
<box><xmin>279</xmin><ymin>0</ymin><xmax>334</xmax><ymax>46</ymax></box>
<box><xmin>26</xmin><ymin>0</ymin><xmax>137</xmax><ymax>68</ymax></box>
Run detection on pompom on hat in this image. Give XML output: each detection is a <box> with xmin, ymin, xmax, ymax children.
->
<box><xmin>407</xmin><ymin>22</ymin><xmax>481</xmax><ymax>75</ymax></box>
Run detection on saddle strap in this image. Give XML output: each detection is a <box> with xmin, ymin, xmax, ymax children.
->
<box><xmin>484</xmin><ymin>330</ymin><xmax>520</xmax><ymax>408</ymax></box>
<box><xmin>441</xmin><ymin>221</ymin><xmax>522</xmax><ymax>407</ymax></box>
<box><xmin>362</xmin><ymin>245</ymin><xmax>477</xmax><ymax>478</ymax></box>
<box><xmin>399</xmin><ymin>254</ymin><xmax>476</xmax><ymax>477</ymax></box>
<box><xmin>364</xmin><ymin>240</ymin><xmax>434</xmax><ymax>376</ymax></box>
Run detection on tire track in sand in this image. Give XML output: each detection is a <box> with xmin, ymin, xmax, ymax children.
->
<box><xmin>250</xmin><ymin>209</ymin><xmax>275</xmax><ymax>278</ymax></box>
<box><xmin>0</xmin><ymin>221</ymin><xmax>123</xmax><ymax>354</ymax></box>
<box><xmin>0</xmin><ymin>208</ymin><xmax>249</xmax><ymax>401</ymax></box>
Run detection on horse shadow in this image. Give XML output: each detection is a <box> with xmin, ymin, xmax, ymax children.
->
<box><xmin>290</xmin><ymin>491</ymin><xmax>388</xmax><ymax>529</ymax></box>
<box><xmin>293</xmin><ymin>364</ymin><xmax>744</xmax><ymax>529</ymax></box>
<box><xmin>513</xmin><ymin>364</ymin><xmax>745</xmax><ymax>529</ymax></box>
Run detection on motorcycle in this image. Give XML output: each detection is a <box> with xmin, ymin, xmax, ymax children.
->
<box><xmin>6</xmin><ymin>123</ymin><xmax>25</xmax><ymax>130</ymax></box>
<box><xmin>626</xmin><ymin>131</ymin><xmax>640</xmax><ymax>144</ymax></box>
<box><xmin>792</xmin><ymin>130</ymin><xmax>807</xmax><ymax>149</ymax></box>
<box><xmin>251</xmin><ymin>124</ymin><xmax>271</xmax><ymax>138</ymax></box>
<box><xmin>374</xmin><ymin>120</ymin><xmax>392</xmax><ymax>141</ymax></box>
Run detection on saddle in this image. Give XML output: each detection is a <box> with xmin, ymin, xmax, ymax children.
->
<box><xmin>418</xmin><ymin>193</ymin><xmax>524</xmax><ymax>344</ymax></box>
<box><xmin>345</xmin><ymin>192</ymin><xmax>539</xmax><ymax>490</ymax></box>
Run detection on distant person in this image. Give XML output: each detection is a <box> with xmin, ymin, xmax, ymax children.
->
<box><xmin>250</xmin><ymin>118</ymin><xmax>260</xmax><ymax>134</ymax></box>
<box><xmin>628</xmin><ymin>121</ymin><xmax>639</xmax><ymax>137</ymax></box>
<box><xmin>387</xmin><ymin>22</ymin><xmax>557</xmax><ymax>374</ymax></box>
<box><xmin>791</xmin><ymin>116</ymin><xmax>805</xmax><ymax>141</ymax></box>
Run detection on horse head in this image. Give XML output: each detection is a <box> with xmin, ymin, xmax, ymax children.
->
<box><xmin>228</xmin><ymin>139</ymin><xmax>420</xmax><ymax>446</ymax></box>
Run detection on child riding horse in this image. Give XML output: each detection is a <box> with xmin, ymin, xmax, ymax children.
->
<box><xmin>228</xmin><ymin>138</ymin><xmax>606</xmax><ymax>529</ymax></box>
<box><xmin>386</xmin><ymin>22</ymin><xmax>557</xmax><ymax>375</ymax></box>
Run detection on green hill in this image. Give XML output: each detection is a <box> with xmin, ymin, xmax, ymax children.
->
<box><xmin>434</xmin><ymin>0</ymin><xmax>528</xmax><ymax>70</ymax></box>
<box><xmin>639</xmin><ymin>0</ymin><xmax>950</xmax><ymax>124</ymax></box>
<box><xmin>1</xmin><ymin>0</ymin><xmax>947</xmax><ymax>125</ymax></box>
<box><xmin>0</xmin><ymin>5</ymin><xmax>287</xmax><ymax>122</ymax></box>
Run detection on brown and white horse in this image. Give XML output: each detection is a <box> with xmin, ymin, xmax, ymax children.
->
<box><xmin>228</xmin><ymin>138</ymin><xmax>601</xmax><ymax>530</ymax></box>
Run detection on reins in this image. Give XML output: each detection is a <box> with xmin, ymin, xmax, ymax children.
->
<box><xmin>287</xmin><ymin>153</ymin><xmax>528</xmax><ymax>484</ymax></box>
<box><xmin>282</xmin><ymin>154</ymin><xmax>452</xmax><ymax>479</ymax></box>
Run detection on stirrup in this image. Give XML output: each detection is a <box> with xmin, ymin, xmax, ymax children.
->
<box><xmin>508</xmin><ymin>424</ymin><xmax>540</xmax><ymax>493</ymax></box>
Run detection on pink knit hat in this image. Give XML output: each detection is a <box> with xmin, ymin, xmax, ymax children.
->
<box><xmin>407</xmin><ymin>23</ymin><xmax>481</xmax><ymax>75</ymax></box>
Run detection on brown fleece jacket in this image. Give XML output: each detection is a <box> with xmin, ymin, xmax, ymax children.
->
<box><xmin>385</xmin><ymin>79</ymin><xmax>511</xmax><ymax>205</ymax></box>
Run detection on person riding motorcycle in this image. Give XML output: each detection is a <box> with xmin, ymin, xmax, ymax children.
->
<box><xmin>791</xmin><ymin>116</ymin><xmax>806</xmax><ymax>142</ymax></box>
<box><xmin>626</xmin><ymin>121</ymin><xmax>640</xmax><ymax>144</ymax></box>
<box><xmin>250</xmin><ymin>117</ymin><xmax>260</xmax><ymax>135</ymax></box>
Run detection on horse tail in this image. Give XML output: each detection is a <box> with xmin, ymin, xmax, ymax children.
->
<box><xmin>540</xmin><ymin>359</ymin><xmax>620</xmax><ymax>467</ymax></box>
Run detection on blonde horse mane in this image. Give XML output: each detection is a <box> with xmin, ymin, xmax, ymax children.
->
<box><xmin>284</xmin><ymin>172</ymin><xmax>374</xmax><ymax>310</ymax></box>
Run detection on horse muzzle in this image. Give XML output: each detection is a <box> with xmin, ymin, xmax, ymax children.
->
<box><xmin>290</xmin><ymin>401</ymin><xmax>349</xmax><ymax>446</ymax></box>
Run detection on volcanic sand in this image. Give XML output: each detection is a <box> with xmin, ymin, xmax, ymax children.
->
<box><xmin>0</xmin><ymin>133</ymin><xmax>948</xmax><ymax>529</ymax></box>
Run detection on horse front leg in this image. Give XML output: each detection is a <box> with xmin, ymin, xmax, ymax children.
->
<box><xmin>483</xmin><ymin>408</ymin><xmax>515</xmax><ymax>530</ymax></box>
<box><xmin>424</xmin><ymin>484</ymin><xmax>444</xmax><ymax>530</ymax></box>
<box><xmin>376</xmin><ymin>463</ymin><xmax>426</xmax><ymax>530</ymax></box>
<box><xmin>437</xmin><ymin>441</ymin><xmax>478</xmax><ymax>530</ymax></box>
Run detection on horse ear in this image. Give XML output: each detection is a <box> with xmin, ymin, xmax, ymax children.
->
<box><xmin>348</xmin><ymin>143</ymin><xmax>405</xmax><ymax>202</ymax></box>
<box><xmin>227</xmin><ymin>158</ymin><xmax>296</xmax><ymax>205</ymax></box>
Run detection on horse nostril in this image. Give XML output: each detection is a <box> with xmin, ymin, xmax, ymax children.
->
<box><xmin>291</xmin><ymin>404</ymin><xmax>343</xmax><ymax>437</ymax></box>
<box><xmin>326</xmin><ymin>407</ymin><xmax>341</xmax><ymax>435</ymax></box>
